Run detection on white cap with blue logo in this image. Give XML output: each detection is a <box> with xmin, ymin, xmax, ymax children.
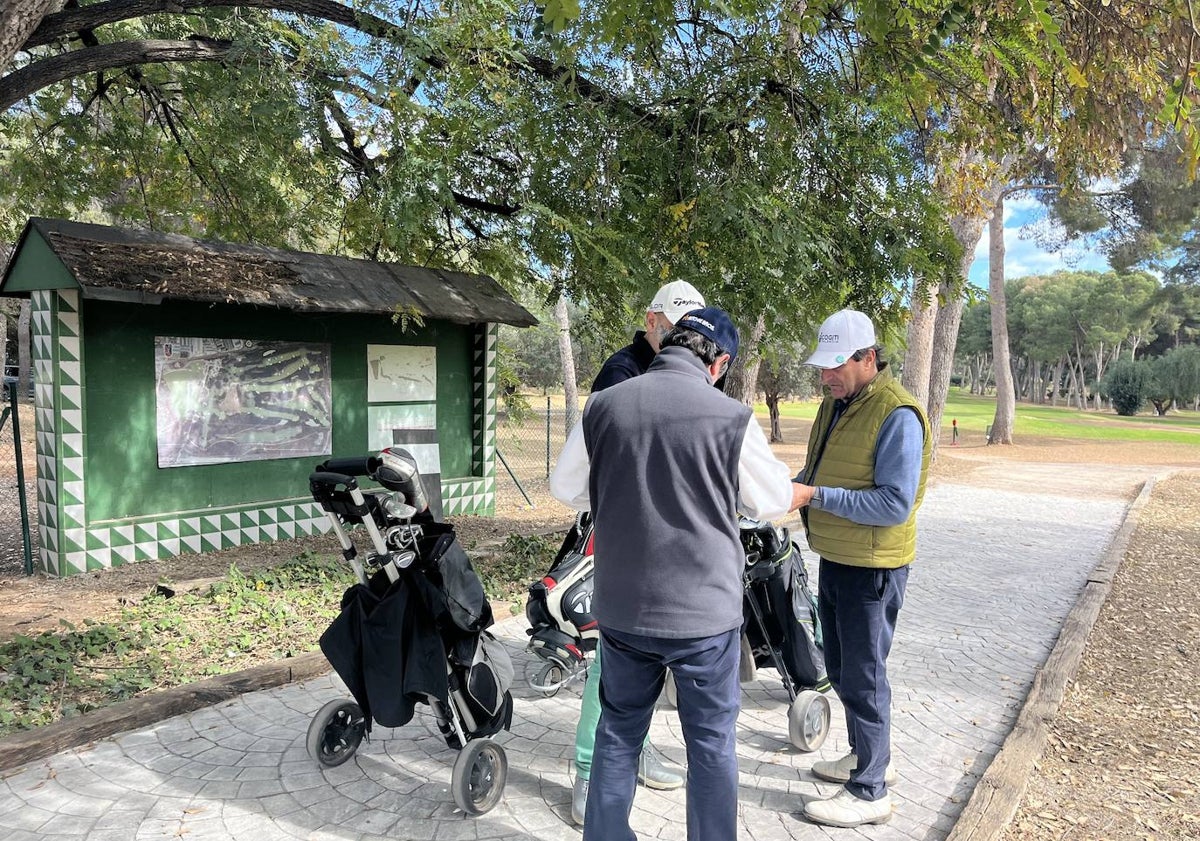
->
<box><xmin>804</xmin><ymin>309</ymin><xmax>877</xmax><ymax>369</ymax></box>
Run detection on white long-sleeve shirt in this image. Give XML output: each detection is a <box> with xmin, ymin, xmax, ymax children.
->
<box><xmin>550</xmin><ymin>415</ymin><xmax>794</xmax><ymax>521</ymax></box>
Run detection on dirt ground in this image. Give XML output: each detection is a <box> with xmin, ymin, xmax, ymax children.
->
<box><xmin>0</xmin><ymin>414</ymin><xmax>1198</xmax><ymax>839</ymax></box>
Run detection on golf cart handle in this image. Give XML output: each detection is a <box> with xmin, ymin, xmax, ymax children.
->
<box><xmin>309</xmin><ymin>471</ymin><xmax>361</xmax><ymax>489</ymax></box>
<box><xmin>319</xmin><ymin>456</ymin><xmax>381</xmax><ymax>477</ymax></box>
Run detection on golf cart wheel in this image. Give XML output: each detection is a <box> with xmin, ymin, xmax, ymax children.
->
<box><xmin>662</xmin><ymin>669</ymin><xmax>677</xmax><ymax>709</ymax></box>
<box><xmin>788</xmin><ymin>690</ymin><xmax>831</xmax><ymax>752</ymax></box>
<box><xmin>306</xmin><ymin>699</ymin><xmax>366</xmax><ymax>767</ymax></box>
<box><xmin>532</xmin><ymin>661</ymin><xmax>565</xmax><ymax>697</ymax></box>
<box><xmin>451</xmin><ymin>738</ymin><xmax>508</xmax><ymax>815</ymax></box>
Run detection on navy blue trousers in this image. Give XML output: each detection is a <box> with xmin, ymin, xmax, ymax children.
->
<box><xmin>817</xmin><ymin>559</ymin><xmax>909</xmax><ymax>801</ymax></box>
<box><xmin>583</xmin><ymin>626</ymin><xmax>741</xmax><ymax>841</ymax></box>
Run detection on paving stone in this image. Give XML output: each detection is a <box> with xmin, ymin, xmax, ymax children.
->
<box><xmin>0</xmin><ymin>471</ymin><xmax>1145</xmax><ymax>840</ymax></box>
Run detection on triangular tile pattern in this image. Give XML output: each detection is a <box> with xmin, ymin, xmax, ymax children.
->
<box><xmin>57</xmin><ymin>291</ymin><xmax>86</xmax><ymax>577</ymax></box>
<box><xmin>73</xmin><ymin>500</ymin><xmax>332</xmax><ymax>574</ymax></box>
<box><xmin>31</xmin><ymin>291</ymin><xmax>59</xmax><ymax>576</ymax></box>
<box><xmin>471</xmin><ymin>323</ymin><xmax>487</xmax><ymax>478</ymax></box>
<box><xmin>483</xmin><ymin>324</ymin><xmax>498</xmax><ymax>481</ymax></box>
<box><xmin>465</xmin><ymin>323</ymin><xmax>498</xmax><ymax>517</ymax></box>
<box><xmin>441</xmin><ymin>476</ymin><xmax>494</xmax><ymax>517</ymax></box>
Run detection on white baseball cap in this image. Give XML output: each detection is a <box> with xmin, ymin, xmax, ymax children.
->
<box><xmin>804</xmin><ymin>309</ymin><xmax>878</xmax><ymax>369</ymax></box>
<box><xmin>647</xmin><ymin>280</ymin><xmax>706</xmax><ymax>324</ymax></box>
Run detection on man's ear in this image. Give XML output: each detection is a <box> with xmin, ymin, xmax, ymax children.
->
<box><xmin>710</xmin><ymin>353</ymin><xmax>731</xmax><ymax>380</ymax></box>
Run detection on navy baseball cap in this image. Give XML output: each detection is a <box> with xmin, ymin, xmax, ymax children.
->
<box><xmin>676</xmin><ymin>307</ymin><xmax>740</xmax><ymax>361</ymax></box>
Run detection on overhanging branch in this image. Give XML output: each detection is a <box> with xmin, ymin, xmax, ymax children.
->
<box><xmin>0</xmin><ymin>37</ymin><xmax>233</xmax><ymax>111</ymax></box>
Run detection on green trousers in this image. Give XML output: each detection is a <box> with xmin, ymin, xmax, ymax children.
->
<box><xmin>574</xmin><ymin>642</ymin><xmax>653</xmax><ymax>780</ymax></box>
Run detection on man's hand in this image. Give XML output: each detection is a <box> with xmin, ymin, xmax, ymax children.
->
<box><xmin>789</xmin><ymin>481</ymin><xmax>817</xmax><ymax>512</ymax></box>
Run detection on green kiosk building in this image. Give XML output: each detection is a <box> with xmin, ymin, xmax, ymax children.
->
<box><xmin>0</xmin><ymin>218</ymin><xmax>536</xmax><ymax>577</ymax></box>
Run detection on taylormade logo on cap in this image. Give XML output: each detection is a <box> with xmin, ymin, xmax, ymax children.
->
<box><xmin>648</xmin><ymin>280</ymin><xmax>706</xmax><ymax>323</ymax></box>
<box><xmin>805</xmin><ymin>309</ymin><xmax>877</xmax><ymax>369</ymax></box>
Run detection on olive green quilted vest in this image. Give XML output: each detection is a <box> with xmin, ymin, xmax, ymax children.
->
<box><xmin>802</xmin><ymin>371</ymin><xmax>931</xmax><ymax>568</ymax></box>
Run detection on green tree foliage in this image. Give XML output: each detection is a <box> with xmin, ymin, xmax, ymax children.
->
<box><xmin>1040</xmin><ymin>137</ymin><xmax>1200</xmax><ymax>281</ymax></box>
<box><xmin>499</xmin><ymin>298</ymin><xmax>607</xmax><ymax>392</ymax></box>
<box><xmin>0</xmin><ymin>1</ymin><xmax>961</xmax><ymax>349</ymax></box>
<box><xmin>1147</xmin><ymin>344</ymin><xmax>1200</xmax><ymax>414</ymax></box>
<box><xmin>993</xmin><ymin>269</ymin><xmax>1199</xmax><ymax>411</ymax></box>
<box><xmin>1100</xmin><ymin>358</ymin><xmax>1150</xmax><ymax>416</ymax></box>
<box><xmin>954</xmin><ymin>299</ymin><xmax>993</xmax><ymax>393</ymax></box>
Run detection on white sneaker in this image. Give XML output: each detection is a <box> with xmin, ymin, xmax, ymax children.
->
<box><xmin>804</xmin><ymin>788</ymin><xmax>893</xmax><ymax>827</ymax></box>
<box><xmin>571</xmin><ymin>777</ymin><xmax>588</xmax><ymax>826</ymax></box>
<box><xmin>811</xmin><ymin>752</ymin><xmax>897</xmax><ymax>784</ymax></box>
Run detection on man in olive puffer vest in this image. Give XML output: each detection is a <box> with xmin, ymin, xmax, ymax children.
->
<box><xmin>792</xmin><ymin>308</ymin><xmax>931</xmax><ymax>829</ymax></box>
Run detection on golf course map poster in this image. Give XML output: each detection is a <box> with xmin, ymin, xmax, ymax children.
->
<box><xmin>154</xmin><ymin>337</ymin><xmax>332</xmax><ymax>468</ymax></box>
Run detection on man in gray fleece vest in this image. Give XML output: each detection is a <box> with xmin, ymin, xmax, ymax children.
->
<box><xmin>550</xmin><ymin>306</ymin><xmax>802</xmax><ymax>841</ymax></box>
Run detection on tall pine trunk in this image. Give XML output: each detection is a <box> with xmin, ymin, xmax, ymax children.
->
<box><xmin>926</xmin><ymin>206</ymin><xmax>991</xmax><ymax>460</ymax></box>
<box><xmin>987</xmin><ymin>194</ymin><xmax>1016</xmax><ymax>444</ymax></box>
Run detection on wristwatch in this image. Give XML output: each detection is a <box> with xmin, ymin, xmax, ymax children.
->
<box><xmin>810</xmin><ymin>487</ymin><xmax>823</xmax><ymax>510</ymax></box>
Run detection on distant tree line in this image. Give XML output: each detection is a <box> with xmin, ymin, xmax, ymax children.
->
<box><xmin>955</xmin><ymin>270</ymin><xmax>1200</xmax><ymax>415</ymax></box>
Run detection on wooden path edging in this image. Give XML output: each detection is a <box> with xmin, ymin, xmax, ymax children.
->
<box><xmin>0</xmin><ymin>651</ymin><xmax>331</xmax><ymax>774</ymax></box>
<box><xmin>945</xmin><ymin>475</ymin><xmax>1159</xmax><ymax>841</ymax></box>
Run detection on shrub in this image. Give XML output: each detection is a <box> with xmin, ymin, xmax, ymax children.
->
<box><xmin>1100</xmin><ymin>359</ymin><xmax>1151</xmax><ymax>416</ymax></box>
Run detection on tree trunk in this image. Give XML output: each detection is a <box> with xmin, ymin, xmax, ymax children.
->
<box><xmin>766</xmin><ymin>392</ymin><xmax>783</xmax><ymax>442</ymax></box>
<box><xmin>902</xmin><ymin>279</ymin><xmax>937</xmax><ymax>407</ymax></box>
<box><xmin>927</xmin><ymin>208</ymin><xmax>990</xmax><ymax>460</ymax></box>
<box><xmin>1092</xmin><ymin>343</ymin><xmax>1107</xmax><ymax>411</ymax></box>
<box><xmin>1072</xmin><ymin>351</ymin><xmax>1088</xmax><ymax>410</ymax></box>
<box><xmin>554</xmin><ymin>295</ymin><xmax>579</xmax><ymax>432</ymax></box>
<box><xmin>0</xmin><ymin>0</ymin><xmax>57</xmax><ymax>78</ymax></box>
<box><xmin>17</xmin><ymin>299</ymin><xmax>31</xmax><ymax>402</ymax></box>
<box><xmin>1050</xmin><ymin>358</ymin><xmax>1066</xmax><ymax>406</ymax></box>
<box><xmin>724</xmin><ymin>313</ymin><xmax>766</xmax><ymax>407</ymax></box>
<box><xmin>988</xmin><ymin>195</ymin><xmax>1016</xmax><ymax>444</ymax></box>
<box><xmin>1</xmin><ymin>38</ymin><xmax>236</xmax><ymax>112</ymax></box>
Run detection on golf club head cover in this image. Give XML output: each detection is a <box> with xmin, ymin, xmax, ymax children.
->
<box><xmin>374</xmin><ymin>447</ymin><xmax>429</xmax><ymax>513</ymax></box>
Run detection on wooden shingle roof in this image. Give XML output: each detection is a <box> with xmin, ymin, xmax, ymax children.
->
<box><xmin>2</xmin><ymin>218</ymin><xmax>537</xmax><ymax>327</ymax></box>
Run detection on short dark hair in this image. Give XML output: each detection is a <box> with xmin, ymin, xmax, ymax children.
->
<box><xmin>851</xmin><ymin>345</ymin><xmax>888</xmax><ymax>372</ymax></box>
<box><xmin>661</xmin><ymin>325</ymin><xmax>726</xmax><ymax>370</ymax></box>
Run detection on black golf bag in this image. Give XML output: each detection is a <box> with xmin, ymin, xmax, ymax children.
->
<box><xmin>739</xmin><ymin>518</ymin><xmax>829</xmax><ymax>693</ymax></box>
<box><xmin>305</xmin><ymin>451</ymin><xmax>513</xmax><ymax>815</ymax></box>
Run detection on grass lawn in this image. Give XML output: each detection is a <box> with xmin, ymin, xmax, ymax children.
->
<box><xmin>758</xmin><ymin>388</ymin><xmax>1200</xmax><ymax>445</ymax></box>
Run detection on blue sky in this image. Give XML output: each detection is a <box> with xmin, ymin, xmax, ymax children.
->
<box><xmin>966</xmin><ymin>194</ymin><xmax>1112</xmax><ymax>287</ymax></box>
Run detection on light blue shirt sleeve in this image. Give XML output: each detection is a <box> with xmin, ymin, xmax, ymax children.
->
<box><xmin>816</xmin><ymin>407</ymin><xmax>923</xmax><ymax>527</ymax></box>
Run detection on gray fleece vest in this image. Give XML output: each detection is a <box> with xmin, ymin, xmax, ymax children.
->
<box><xmin>581</xmin><ymin>346</ymin><xmax>753</xmax><ymax>638</ymax></box>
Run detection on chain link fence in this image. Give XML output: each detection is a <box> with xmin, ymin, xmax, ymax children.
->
<box><xmin>0</xmin><ymin>380</ymin><xmax>36</xmax><ymax>575</ymax></box>
<box><xmin>494</xmin><ymin>396</ymin><xmax>578</xmax><ymax>516</ymax></box>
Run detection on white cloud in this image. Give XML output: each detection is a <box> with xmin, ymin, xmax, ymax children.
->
<box><xmin>969</xmin><ymin>205</ymin><xmax>1110</xmax><ymax>287</ymax></box>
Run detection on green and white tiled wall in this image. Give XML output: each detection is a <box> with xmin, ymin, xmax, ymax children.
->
<box><xmin>31</xmin><ymin>294</ymin><xmax>500</xmax><ymax>576</ymax></box>
<box><xmin>442</xmin><ymin>322</ymin><xmax>497</xmax><ymax>518</ymax></box>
